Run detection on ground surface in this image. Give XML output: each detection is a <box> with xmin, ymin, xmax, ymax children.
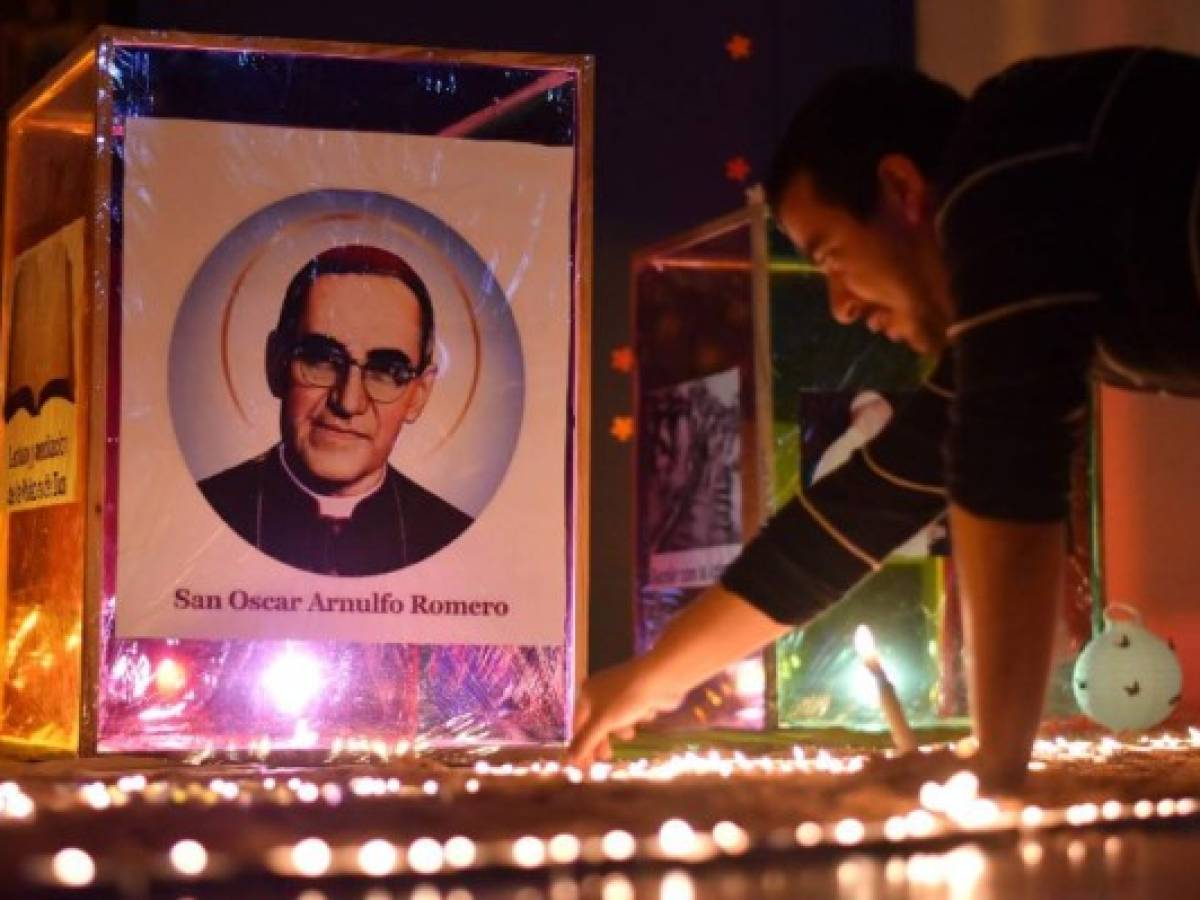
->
<box><xmin>1</xmin><ymin>730</ymin><xmax>1199</xmax><ymax>897</ymax></box>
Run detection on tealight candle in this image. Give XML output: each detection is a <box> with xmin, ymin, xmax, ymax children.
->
<box><xmin>854</xmin><ymin>624</ymin><xmax>917</xmax><ymax>752</ymax></box>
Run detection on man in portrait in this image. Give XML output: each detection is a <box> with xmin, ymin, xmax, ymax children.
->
<box><xmin>199</xmin><ymin>244</ymin><xmax>473</xmax><ymax>576</ymax></box>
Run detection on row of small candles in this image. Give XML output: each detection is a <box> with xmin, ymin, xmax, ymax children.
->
<box><xmin>7</xmin><ymin>728</ymin><xmax>1200</xmax><ymax>890</ymax></box>
<box><xmin>5</xmin><ymin>624</ymin><xmax>1199</xmax><ymax>890</ymax></box>
<box><xmin>23</xmin><ymin>765</ymin><xmax>1200</xmax><ymax>889</ymax></box>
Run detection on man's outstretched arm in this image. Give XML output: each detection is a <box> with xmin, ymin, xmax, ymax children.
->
<box><xmin>569</xmin><ymin>364</ymin><xmax>953</xmax><ymax>767</ymax></box>
<box><xmin>951</xmin><ymin>504</ymin><xmax>1063</xmax><ymax>788</ymax></box>
<box><xmin>566</xmin><ymin>584</ymin><xmax>790</xmax><ymax>766</ymax></box>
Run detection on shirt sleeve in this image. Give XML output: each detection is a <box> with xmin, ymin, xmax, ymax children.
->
<box><xmin>936</xmin><ymin>55</ymin><xmax>1123</xmax><ymax>521</ymax></box>
<box><xmin>720</xmin><ymin>357</ymin><xmax>952</xmax><ymax>625</ymax></box>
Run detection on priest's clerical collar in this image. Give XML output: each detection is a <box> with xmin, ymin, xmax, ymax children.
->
<box><xmin>277</xmin><ymin>444</ymin><xmax>386</xmax><ymax>519</ymax></box>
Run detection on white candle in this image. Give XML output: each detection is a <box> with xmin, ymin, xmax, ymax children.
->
<box><xmin>854</xmin><ymin>625</ymin><xmax>917</xmax><ymax>752</ymax></box>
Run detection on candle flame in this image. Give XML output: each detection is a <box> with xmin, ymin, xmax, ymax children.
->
<box><xmin>854</xmin><ymin>624</ymin><xmax>877</xmax><ymax>660</ymax></box>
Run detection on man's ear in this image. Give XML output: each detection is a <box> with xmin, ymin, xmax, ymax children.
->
<box><xmin>876</xmin><ymin>153</ymin><xmax>931</xmax><ymax>227</ymax></box>
<box><xmin>403</xmin><ymin>367</ymin><xmax>437</xmax><ymax>423</ymax></box>
<box><xmin>265</xmin><ymin>330</ymin><xmax>288</xmax><ymax>398</ymax></box>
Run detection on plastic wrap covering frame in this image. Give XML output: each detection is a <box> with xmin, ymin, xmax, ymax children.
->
<box><xmin>0</xmin><ymin>28</ymin><xmax>593</xmax><ymax>758</ymax></box>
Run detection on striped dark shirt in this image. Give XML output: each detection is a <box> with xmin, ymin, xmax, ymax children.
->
<box><xmin>724</xmin><ymin>47</ymin><xmax>1200</xmax><ymax>624</ymax></box>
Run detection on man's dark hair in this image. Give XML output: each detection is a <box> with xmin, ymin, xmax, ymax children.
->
<box><xmin>275</xmin><ymin>244</ymin><xmax>436</xmax><ymax>370</ymax></box>
<box><xmin>766</xmin><ymin>65</ymin><xmax>965</xmax><ymax>220</ymax></box>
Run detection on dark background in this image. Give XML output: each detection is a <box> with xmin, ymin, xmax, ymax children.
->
<box><xmin>2</xmin><ymin>0</ymin><xmax>913</xmax><ymax>671</ymax></box>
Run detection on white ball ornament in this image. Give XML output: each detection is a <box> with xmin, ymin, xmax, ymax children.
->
<box><xmin>1073</xmin><ymin>604</ymin><xmax>1182</xmax><ymax>732</ymax></box>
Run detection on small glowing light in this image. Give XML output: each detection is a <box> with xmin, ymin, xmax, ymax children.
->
<box><xmin>602</xmin><ymin>873</ymin><xmax>635</xmax><ymax>900</ymax></box>
<box><xmin>1067</xmin><ymin>804</ymin><xmax>1100</xmax><ymax>826</ymax></box>
<box><xmin>1104</xmin><ymin>836</ymin><xmax>1122</xmax><ymax>860</ymax></box>
<box><xmin>944</xmin><ymin>771</ymin><xmax>980</xmax><ymax>804</ymax></box>
<box><xmin>512</xmin><ymin>836</ymin><xmax>547</xmax><ymax>868</ymax></box>
<box><xmin>1179</xmin><ymin>798</ymin><xmax>1199</xmax><ymax>816</ymax></box>
<box><xmin>1157</xmin><ymin>799</ymin><xmax>1177</xmax><ymax>818</ymax></box>
<box><xmin>658</xmin><ymin>819</ymin><xmax>698</xmax><ymax>858</ymax></box>
<box><xmin>154</xmin><ymin>657</ymin><xmax>187</xmax><ymax>697</ymax></box>
<box><xmin>81</xmin><ymin>782</ymin><xmax>111</xmax><ymax>811</ymax></box>
<box><xmin>357</xmin><ymin>839</ymin><xmax>398</xmax><ymax>877</ymax></box>
<box><xmin>117</xmin><ymin>775</ymin><xmax>147</xmax><ymax>793</ymax></box>
<box><xmin>883</xmin><ymin>816</ymin><xmax>908</xmax><ymax>842</ymax></box>
<box><xmin>602</xmin><ymin>830</ymin><xmax>637</xmax><ymax>861</ymax></box>
<box><xmin>1020</xmin><ymin>840</ymin><xmax>1044</xmax><ymax>867</ymax></box>
<box><xmin>905</xmin><ymin>809</ymin><xmax>937</xmax><ymax>838</ymax></box>
<box><xmin>834</xmin><ymin>818</ymin><xmax>865</xmax><ymax>846</ymax></box>
<box><xmin>955</xmin><ymin>799</ymin><xmax>1000</xmax><ymax>829</ymax></box>
<box><xmin>660</xmin><ymin>869</ymin><xmax>696</xmax><ymax>900</ymax></box>
<box><xmin>52</xmin><ymin>848</ymin><xmax>96</xmax><ymax>887</ymax></box>
<box><xmin>547</xmin><ymin>833</ymin><xmax>582</xmax><ymax>864</ymax></box>
<box><xmin>854</xmin><ymin>624</ymin><xmax>878</xmax><ymax>660</ymax></box>
<box><xmin>944</xmin><ymin>845</ymin><xmax>986</xmax><ymax>891</ymax></box>
<box><xmin>465</xmin><ymin>778</ymin><xmax>481</xmax><ymax>794</ymax></box>
<box><xmin>295</xmin><ymin>782</ymin><xmax>319</xmax><ymax>803</ymax></box>
<box><xmin>906</xmin><ymin>854</ymin><xmax>942</xmax><ymax>885</ymax></box>
<box><xmin>5</xmin><ymin>791</ymin><xmax>34</xmax><ymax>819</ymax></box>
<box><xmin>408</xmin><ymin>837</ymin><xmax>445</xmax><ymax>874</ymax></box>
<box><xmin>1067</xmin><ymin>840</ymin><xmax>1086</xmax><ymax>865</ymax></box>
<box><xmin>796</xmin><ymin>822</ymin><xmax>823</xmax><ymax>846</ymax></box>
<box><xmin>423</xmin><ymin>779</ymin><xmax>440</xmax><ymax>796</ymax></box>
<box><xmin>1102</xmin><ymin>800</ymin><xmax>1123</xmax><ymax>820</ymax></box>
<box><xmin>291</xmin><ymin>838</ymin><xmax>332</xmax><ymax>877</ymax></box>
<box><xmin>410</xmin><ymin>887</ymin><xmax>441</xmax><ymax>900</ymax></box>
<box><xmin>836</xmin><ymin>858</ymin><xmax>867</xmax><ymax>890</ymax></box>
<box><xmin>443</xmin><ymin>836</ymin><xmax>477</xmax><ymax>869</ymax></box>
<box><xmin>711</xmin><ymin>821</ymin><xmax>750</xmax><ymax>854</ymax></box>
<box><xmin>1134</xmin><ymin>800</ymin><xmax>1155</xmax><ymax>819</ymax></box>
<box><xmin>919</xmin><ymin>781</ymin><xmax>946</xmax><ymax>811</ymax></box>
<box><xmin>733</xmin><ymin>659</ymin><xmax>765</xmax><ymax>698</ymax></box>
<box><xmin>170</xmin><ymin>839</ymin><xmax>208</xmax><ymax>876</ymax></box>
<box><xmin>262</xmin><ymin>650</ymin><xmax>322</xmax><ymax>715</ymax></box>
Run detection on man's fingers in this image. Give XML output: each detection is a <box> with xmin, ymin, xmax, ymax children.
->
<box><xmin>566</xmin><ymin>713</ymin><xmax>612</xmax><ymax>767</ymax></box>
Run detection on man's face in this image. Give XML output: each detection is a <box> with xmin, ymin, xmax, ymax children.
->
<box><xmin>281</xmin><ymin>273</ymin><xmax>433</xmax><ymax>496</ymax></box>
<box><xmin>776</xmin><ymin>170</ymin><xmax>947</xmax><ymax>354</ymax></box>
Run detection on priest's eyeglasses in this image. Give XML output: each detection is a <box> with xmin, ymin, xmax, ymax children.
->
<box><xmin>289</xmin><ymin>333</ymin><xmax>422</xmax><ymax>404</ymax></box>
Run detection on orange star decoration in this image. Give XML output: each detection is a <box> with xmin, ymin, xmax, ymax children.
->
<box><xmin>725</xmin><ymin>33</ymin><xmax>753</xmax><ymax>61</ymax></box>
<box><xmin>725</xmin><ymin>156</ymin><xmax>751</xmax><ymax>183</ymax></box>
<box><xmin>610</xmin><ymin>416</ymin><xmax>635</xmax><ymax>443</ymax></box>
<box><xmin>610</xmin><ymin>345</ymin><xmax>634</xmax><ymax>374</ymax></box>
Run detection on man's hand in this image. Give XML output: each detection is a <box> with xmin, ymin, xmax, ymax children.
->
<box><xmin>566</xmin><ymin>657</ymin><xmax>682</xmax><ymax>766</ymax></box>
<box><xmin>565</xmin><ymin>585</ymin><xmax>791</xmax><ymax>768</ymax></box>
<box><xmin>950</xmin><ymin>506</ymin><xmax>1063</xmax><ymax>790</ymax></box>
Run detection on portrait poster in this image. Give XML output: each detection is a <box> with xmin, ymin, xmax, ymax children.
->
<box><xmin>3</xmin><ymin>218</ymin><xmax>84</xmax><ymax>512</ymax></box>
<box><xmin>115</xmin><ymin>117</ymin><xmax>574</xmax><ymax>646</ymax></box>
<box><xmin>643</xmin><ymin>367</ymin><xmax>742</xmax><ymax>589</ymax></box>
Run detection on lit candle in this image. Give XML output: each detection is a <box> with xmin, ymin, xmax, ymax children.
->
<box><xmin>854</xmin><ymin>624</ymin><xmax>917</xmax><ymax>752</ymax></box>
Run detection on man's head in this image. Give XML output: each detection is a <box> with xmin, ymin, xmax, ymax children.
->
<box><xmin>266</xmin><ymin>245</ymin><xmax>437</xmax><ymax>496</ymax></box>
<box><xmin>767</xmin><ymin>66</ymin><xmax>965</xmax><ymax>353</ymax></box>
